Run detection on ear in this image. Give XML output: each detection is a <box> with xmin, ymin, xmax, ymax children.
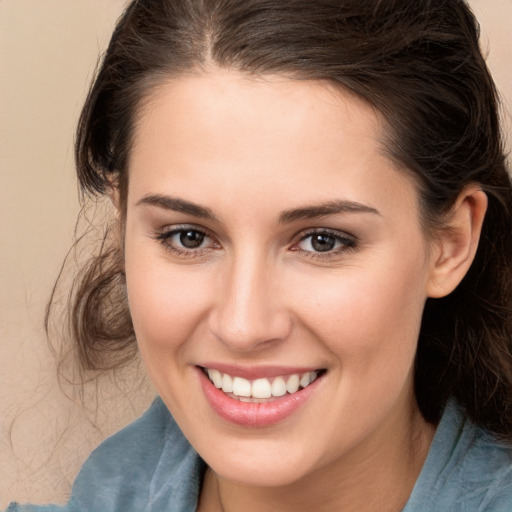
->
<box><xmin>426</xmin><ymin>185</ymin><xmax>488</xmax><ymax>298</ymax></box>
<box><xmin>105</xmin><ymin>174</ymin><xmax>121</xmax><ymax>218</ymax></box>
<box><xmin>109</xmin><ymin>186</ymin><xmax>121</xmax><ymax>218</ymax></box>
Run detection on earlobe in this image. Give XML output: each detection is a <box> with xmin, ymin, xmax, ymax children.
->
<box><xmin>426</xmin><ymin>186</ymin><xmax>488</xmax><ymax>299</ymax></box>
<box><xmin>106</xmin><ymin>177</ymin><xmax>122</xmax><ymax>219</ymax></box>
<box><xmin>110</xmin><ymin>188</ymin><xmax>121</xmax><ymax>219</ymax></box>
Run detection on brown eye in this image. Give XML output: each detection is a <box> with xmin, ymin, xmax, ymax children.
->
<box><xmin>294</xmin><ymin>229</ymin><xmax>356</xmax><ymax>255</ymax></box>
<box><xmin>156</xmin><ymin>225</ymin><xmax>218</xmax><ymax>256</ymax></box>
<box><xmin>310</xmin><ymin>233</ymin><xmax>336</xmax><ymax>252</ymax></box>
<box><xmin>179</xmin><ymin>230</ymin><xmax>205</xmax><ymax>248</ymax></box>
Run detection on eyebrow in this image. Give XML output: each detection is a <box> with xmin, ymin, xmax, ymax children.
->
<box><xmin>278</xmin><ymin>200</ymin><xmax>380</xmax><ymax>223</ymax></box>
<box><xmin>136</xmin><ymin>194</ymin><xmax>219</xmax><ymax>221</ymax></box>
<box><xmin>137</xmin><ymin>194</ymin><xmax>380</xmax><ymax>224</ymax></box>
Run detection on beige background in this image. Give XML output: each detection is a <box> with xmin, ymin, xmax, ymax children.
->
<box><xmin>0</xmin><ymin>0</ymin><xmax>511</xmax><ymax>507</ymax></box>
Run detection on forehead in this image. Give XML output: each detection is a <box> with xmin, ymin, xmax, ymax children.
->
<box><xmin>132</xmin><ymin>70</ymin><xmax>384</xmax><ymax>159</ymax></box>
<box><xmin>127</xmin><ymin>70</ymin><xmax>417</xmax><ymax>220</ymax></box>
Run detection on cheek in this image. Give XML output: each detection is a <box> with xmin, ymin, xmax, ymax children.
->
<box><xmin>124</xmin><ymin>251</ymin><xmax>216</xmax><ymax>410</ymax></box>
<box><xmin>124</xmin><ymin>244</ymin><xmax>212</xmax><ymax>356</ymax></box>
<box><xmin>287</xmin><ymin>261</ymin><xmax>428</xmax><ymax>442</ymax></box>
<box><xmin>292</xmin><ymin>256</ymin><xmax>428</xmax><ymax>377</ymax></box>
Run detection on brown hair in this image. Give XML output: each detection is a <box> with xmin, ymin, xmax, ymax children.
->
<box><xmin>52</xmin><ymin>0</ymin><xmax>512</xmax><ymax>436</ymax></box>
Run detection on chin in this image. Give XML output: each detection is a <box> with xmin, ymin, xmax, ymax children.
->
<box><xmin>202</xmin><ymin>438</ymin><xmax>319</xmax><ymax>488</ymax></box>
<box><xmin>214</xmin><ymin>460</ymin><xmax>308</xmax><ymax>488</ymax></box>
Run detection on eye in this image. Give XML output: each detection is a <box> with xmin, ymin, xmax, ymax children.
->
<box><xmin>175</xmin><ymin>229</ymin><xmax>206</xmax><ymax>249</ymax></box>
<box><xmin>155</xmin><ymin>225</ymin><xmax>219</xmax><ymax>256</ymax></box>
<box><xmin>293</xmin><ymin>229</ymin><xmax>356</xmax><ymax>256</ymax></box>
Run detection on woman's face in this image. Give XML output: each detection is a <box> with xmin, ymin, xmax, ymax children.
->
<box><xmin>124</xmin><ymin>70</ymin><xmax>436</xmax><ymax>487</ymax></box>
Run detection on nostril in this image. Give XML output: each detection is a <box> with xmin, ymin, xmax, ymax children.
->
<box><xmin>208</xmin><ymin>306</ymin><xmax>293</xmax><ymax>352</ymax></box>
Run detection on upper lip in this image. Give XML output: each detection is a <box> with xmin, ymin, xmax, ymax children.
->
<box><xmin>197</xmin><ymin>363</ymin><xmax>324</xmax><ymax>380</ymax></box>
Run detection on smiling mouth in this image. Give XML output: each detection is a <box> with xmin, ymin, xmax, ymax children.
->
<box><xmin>202</xmin><ymin>367</ymin><xmax>326</xmax><ymax>402</ymax></box>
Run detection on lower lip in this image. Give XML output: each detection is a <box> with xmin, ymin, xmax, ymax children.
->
<box><xmin>197</xmin><ymin>368</ymin><xmax>322</xmax><ymax>427</ymax></box>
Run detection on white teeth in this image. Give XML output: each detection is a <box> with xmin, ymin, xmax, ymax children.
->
<box><xmin>252</xmin><ymin>378</ymin><xmax>272</xmax><ymax>399</ymax></box>
<box><xmin>207</xmin><ymin>369</ymin><xmax>222</xmax><ymax>388</ymax></box>
<box><xmin>300</xmin><ymin>372</ymin><xmax>315</xmax><ymax>388</ymax></box>
<box><xmin>271</xmin><ymin>377</ymin><xmax>287</xmax><ymax>397</ymax></box>
<box><xmin>221</xmin><ymin>373</ymin><xmax>233</xmax><ymax>393</ymax></box>
<box><xmin>206</xmin><ymin>368</ymin><xmax>321</xmax><ymax>399</ymax></box>
<box><xmin>232</xmin><ymin>377</ymin><xmax>252</xmax><ymax>397</ymax></box>
<box><xmin>286</xmin><ymin>374</ymin><xmax>300</xmax><ymax>394</ymax></box>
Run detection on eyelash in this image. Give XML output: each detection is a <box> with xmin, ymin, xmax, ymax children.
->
<box><xmin>155</xmin><ymin>225</ymin><xmax>218</xmax><ymax>258</ymax></box>
<box><xmin>154</xmin><ymin>225</ymin><xmax>357</xmax><ymax>260</ymax></box>
<box><xmin>292</xmin><ymin>229</ymin><xmax>357</xmax><ymax>260</ymax></box>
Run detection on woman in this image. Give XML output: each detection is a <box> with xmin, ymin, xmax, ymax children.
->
<box><xmin>8</xmin><ymin>0</ymin><xmax>512</xmax><ymax>510</ymax></box>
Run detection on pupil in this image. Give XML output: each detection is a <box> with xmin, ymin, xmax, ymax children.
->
<box><xmin>312</xmin><ymin>234</ymin><xmax>335</xmax><ymax>252</ymax></box>
<box><xmin>180</xmin><ymin>230</ymin><xmax>204</xmax><ymax>248</ymax></box>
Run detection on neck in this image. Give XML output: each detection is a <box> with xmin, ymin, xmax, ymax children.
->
<box><xmin>198</xmin><ymin>399</ymin><xmax>435</xmax><ymax>512</ymax></box>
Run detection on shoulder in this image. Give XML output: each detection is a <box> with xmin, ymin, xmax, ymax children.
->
<box><xmin>454</xmin><ymin>425</ymin><xmax>512</xmax><ymax>511</ymax></box>
<box><xmin>405</xmin><ymin>401</ymin><xmax>512</xmax><ymax>511</ymax></box>
<box><xmin>5</xmin><ymin>505</ymin><xmax>74</xmax><ymax>512</ymax></box>
<box><xmin>71</xmin><ymin>396</ymin><xmax>204</xmax><ymax>512</ymax></box>
<box><xmin>7</xmin><ymin>397</ymin><xmax>204</xmax><ymax>512</ymax></box>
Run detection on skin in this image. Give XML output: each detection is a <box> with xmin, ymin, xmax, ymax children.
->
<box><xmin>122</xmin><ymin>69</ymin><xmax>487</xmax><ymax>512</ymax></box>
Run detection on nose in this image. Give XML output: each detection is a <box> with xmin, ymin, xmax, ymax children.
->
<box><xmin>208</xmin><ymin>251</ymin><xmax>292</xmax><ymax>352</ymax></box>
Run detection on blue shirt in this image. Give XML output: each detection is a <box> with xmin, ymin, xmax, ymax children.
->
<box><xmin>7</xmin><ymin>398</ymin><xmax>512</xmax><ymax>512</ymax></box>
